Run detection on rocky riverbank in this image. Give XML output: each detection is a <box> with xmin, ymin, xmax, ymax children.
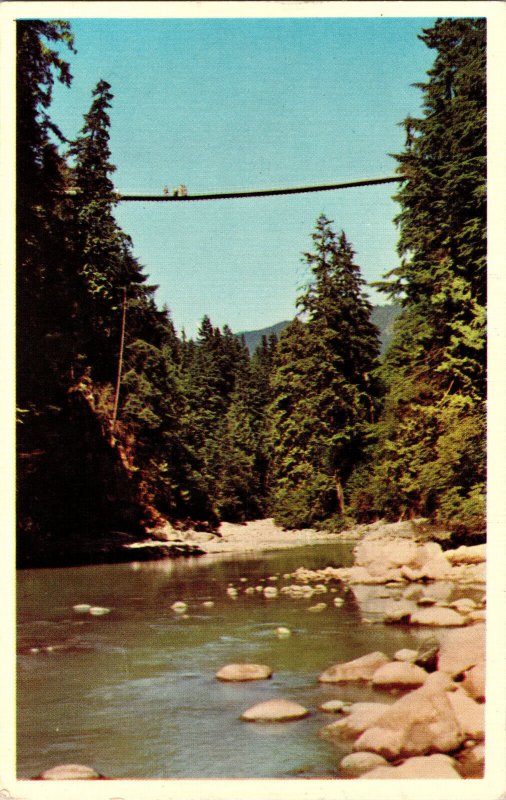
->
<box><xmin>36</xmin><ymin>518</ymin><xmax>487</xmax><ymax>781</ymax></box>
<box><xmin>145</xmin><ymin>516</ymin><xmax>360</xmax><ymax>555</ymax></box>
<box><xmin>232</xmin><ymin>520</ymin><xmax>486</xmax><ymax>780</ymax></box>
<box><xmin>207</xmin><ymin>518</ymin><xmax>486</xmax><ymax>780</ymax></box>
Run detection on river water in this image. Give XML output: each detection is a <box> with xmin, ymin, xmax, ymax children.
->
<box><xmin>17</xmin><ymin>542</ymin><xmax>433</xmax><ymax>779</ymax></box>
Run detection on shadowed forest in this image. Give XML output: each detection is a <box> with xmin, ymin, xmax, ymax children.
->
<box><xmin>17</xmin><ymin>18</ymin><xmax>486</xmax><ymax>567</ymax></box>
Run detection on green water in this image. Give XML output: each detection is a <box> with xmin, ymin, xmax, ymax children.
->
<box><xmin>17</xmin><ymin>543</ymin><xmax>430</xmax><ymax>779</ymax></box>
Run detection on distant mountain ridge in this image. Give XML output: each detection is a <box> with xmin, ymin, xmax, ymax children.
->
<box><xmin>237</xmin><ymin>305</ymin><xmax>400</xmax><ymax>355</ymax></box>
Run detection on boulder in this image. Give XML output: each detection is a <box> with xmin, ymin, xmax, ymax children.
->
<box><xmin>321</xmin><ymin>703</ymin><xmax>390</xmax><ymax>739</ymax></box>
<box><xmin>318</xmin><ymin>699</ymin><xmax>346</xmax><ymax>713</ymax></box>
<box><xmin>36</xmin><ymin>764</ymin><xmax>102</xmax><ymax>780</ymax></box>
<box><xmin>437</xmin><ymin>624</ymin><xmax>485</xmax><ymax>676</ymax></box>
<box><xmin>462</xmin><ymin>662</ymin><xmax>485</xmax><ymax>702</ymax></box>
<box><xmin>307</xmin><ymin>602</ymin><xmax>327</xmax><ymax>612</ymax></box>
<box><xmin>450</xmin><ymin>562</ymin><xmax>486</xmax><ymax>583</ymax></box>
<box><xmin>89</xmin><ymin>606</ymin><xmax>111</xmax><ymax>616</ymax></box>
<box><xmin>339</xmin><ymin>752</ymin><xmax>389</xmax><ymax>778</ymax></box>
<box><xmin>416</xmin><ymin>596</ymin><xmax>437</xmax><ymax>606</ymax></box>
<box><xmin>171</xmin><ymin>601</ymin><xmax>188</xmax><ymax>613</ymax></box>
<box><xmin>216</xmin><ymin>663</ymin><xmax>273</xmax><ymax>682</ymax></box>
<box><xmin>371</xmin><ymin>661</ymin><xmax>428</xmax><ymax>689</ymax></box>
<box><xmin>445</xmin><ymin>544</ymin><xmax>486</xmax><ymax>564</ymax></box>
<box><xmin>414</xmin><ymin>640</ymin><xmax>440</xmax><ymax>672</ymax></box>
<box><xmin>419</xmin><ymin>557</ymin><xmax>452</xmax><ymax>581</ymax></box>
<box><xmin>340</xmin><ymin>566</ymin><xmax>392</xmax><ymax>584</ymax></box>
<box><xmin>450</xmin><ymin>597</ymin><xmax>476</xmax><ymax>612</ymax></box>
<box><xmin>355</xmin><ymin>538</ymin><xmax>420</xmax><ymax>573</ymax></box>
<box><xmin>318</xmin><ymin>651</ymin><xmax>390</xmax><ymax>683</ymax></box>
<box><xmin>240</xmin><ymin>698</ymin><xmax>309</xmax><ymax>722</ymax></box>
<box><xmin>352</xmin><ymin>672</ymin><xmax>464</xmax><ymax>760</ymax></box>
<box><xmin>456</xmin><ymin>743</ymin><xmax>485</xmax><ymax>778</ymax></box>
<box><xmin>468</xmin><ymin>610</ymin><xmax>486</xmax><ymax>623</ymax></box>
<box><xmin>360</xmin><ymin>754</ymin><xmax>461</xmax><ymax>779</ymax></box>
<box><xmin>401</xmin><ymin>565</ymin><xmax>424</xmax><ymax>582</ymax></box>
<box><xmin>447</xmin><ymin>688</ymin><xmax>485</xmax><ymax>740</ymax></box>
<box><xmin>383</xmin><ymin>602</ymin><xmax>414</xmax><ymax>624</ymax></box>
<box><xmin>421</xmin><ymin>581</ymin><xmax>453</xmax><ymax>602</ymax></box>
<box><xmin>410</xmin><ymin>606</ymin><xmax>467</xmax><ymax>627</ymax></box>
<box><xmin>394</xmin><ymin>648</ymin><xmax>419</xmax><ymax>662</ymax></box>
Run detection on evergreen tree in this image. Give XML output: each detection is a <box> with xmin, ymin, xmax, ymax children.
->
<box><xmin>68</xmin><ymin>80</ymin><xmax>147</xmax><ymax>383</ymax></box>
<box><xmin>268</xmin><ymin>217</ymin><xmax>382</xmax><ymax>528</ymax></box>
<box><xmin>16</xmin><ymin>20</ymin><xmax>76</xmax><ymax>407</ymax></box>
<box><xmin>214</xmin><ymin>335</ymin><xmax>277</xmax><ymax>521</ymax></box>
<box><xmin>369</xmin><ymin>18</ymin><xmax>486</xmax><ymax>530</ymax></box>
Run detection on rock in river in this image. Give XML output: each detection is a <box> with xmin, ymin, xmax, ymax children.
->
<box><xmin>352</xmin><ymin>672</ymin><xmax>463</xmax><ymax>760</ymax></box>
<box><xmin>36</xmin><ymin>763</ymin><xmax>102</xmax><ymax>780</ymax></box>
<box><xmin>215</xmin><ymin>663</ymin><xmax>273</xmax><ymax>682</ymax></box>
<box><xmin>360</xmin><ymin>753</ymin><xmax>461</xmax><ymax>779</ymax></box>
<box><xmin>318</xmin><ymin>699</ymin><xmax>346</xmax><ymax>713</ymax></box>
<box><xmin>339</xmin><ymin>751</ymin><xmax>389</xmax><ymax>778</ymax></box>
<box><xmin>241</xmin><ymin>698</ymin><xmax>310</xmax><ymax>722</ymax></box>
<box><xmin>394</xmin><ymin>648</ymin><xmax>418</xmax><ymax>662</ymax></box>
<box><xmin>461</xmin><ymin>662</ymin><xmax>485</xmax><ymax>702</ymax></box>
<box><xmin>321</xmin><ymin>702</ymin><xmax>390</xmax><ymax>739</ymax></box>
<box><xmin>410</xmin><ymin>606</ymin><xmax>467</xmax><ymax>627</ymax></box>
<box><xmin>89</xmin><ymin>606</ymin><xmax>111</xmax><ymax>616</ymax></box>
<box><xmin>319</xmin><ymin>651</ymin><xmax>390</xmax><ymax>683</ymax></box>
<box><xmin>436</xmin><ymin>623</ymin><xmax>485</xmax><ymax>677</ymax></box>
<box><xmin>371</xmin><ymin>660</ymin><xmax>428</xmax><ymax>689</ymax></box>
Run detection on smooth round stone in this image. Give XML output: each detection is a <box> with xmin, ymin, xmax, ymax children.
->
<box><xmin>410</xmin><ymin>606</ymin><xmax>467</xmax><ymax>626</ymax></box>
<box><xmin>37</xmin><ymin>763</ymin><xmax>101</xmax><ymax>780</ymax></box>
<box><xmin>215</xmin><ymin>663</ymin><xmax>273</xmax><ymax>682</ymax></box>
<box><xmin>202</xmin><ymin>601</ymin><xmax>214</xmax><ymax>608</ymax></box>
<box><xmin>318</xmin><ymin>699</ymin><xmax>346</xmax><ymax>713</ymax></box>
<box><xmin>275</xmin><ymin>626</ymin><xmax>291</xmax><ymax>637</ymax></box>
<box><xmin>307</xmin><ymin>602</ymin><xmax>327</xmax><ymax>612</ymax></box>
<box><xmin>394</xmin><ymin>648</ymin><xmax>419</xmax><ymax>662</ymax></box>
<box><xmin>333</xmin><ymin>597</ymin><xmax>344</xmax><ymax>607</ymax></box>
<box><xmin>263</xmin><ymin>586</ymin><xmax>278</xmax><ymax>597</ymax></box>
<box><xmin>89</xmin><ymin>606</ymin><xmax>110</xmax><ymax>616</ymax></box>
<box><xmin>73</xmin><ymin>603</ymin><xmax>91</xmax><ymax>613</ymax></box>
<box><xmin>241</xmin><ymin>698</ymin><xmax>310</xmax><ymax>722</ymax></box>
<box><xmin>371</xmin><ymin>660</ymin><xmax>428</xmax><ymax>688</ymax></box>
<box><xmin>171</xmin><ymin>601</ymin><xmax>188</xmax><ymax>613</ymax></box>
<box><xmin>339</xmin><ymin>752</ymin><xmax>389</xmax><ymax>778</ymax></box>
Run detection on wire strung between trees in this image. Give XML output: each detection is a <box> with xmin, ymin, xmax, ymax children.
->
<box><xmin>115</xmin><ymin>175</ymin><xmax>404</xmax><ymax>202</ymax></box>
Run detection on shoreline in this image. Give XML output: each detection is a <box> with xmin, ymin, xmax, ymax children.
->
<box><xmin>146</xmin><ymin>517</ymin><xmax>438</xmax><ymax>558</ymax></box>
<box><xmin>147</xmin><ymin>517</ymin><xmax>365</xmax><ymax>558</ymax></box>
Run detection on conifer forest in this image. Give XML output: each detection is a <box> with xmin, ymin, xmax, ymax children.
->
<box><xmin>16</xmin><ymin>18</ymin><xmax>486</xmax><ymax>567</ymax></box>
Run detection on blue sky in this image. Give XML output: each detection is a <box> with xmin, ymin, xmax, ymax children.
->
<box><xmin>46</xmin><ymin>15</ymin><xmax>438</xmax><ymax>338</ymax></box>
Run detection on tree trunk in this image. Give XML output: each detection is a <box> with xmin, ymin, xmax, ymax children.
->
<box><xmin>335</xmin><ymin>472</ymin><xmax>345</xmax><ymax>516</ymax></box>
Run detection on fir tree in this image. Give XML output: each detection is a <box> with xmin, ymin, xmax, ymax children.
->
<box><xmin>268</xmin><ymin>217</ymin><xmax>382</xmax><ymax>528</ymax></box>
<box><xmin>16</xmin><ymin>20</ymin><xmax>76</xmax><ymax>407</ymax></box>
<box><xmin>369</xmin><ymin>18</ymin><xmax>486</xmax><ymax>530</ymax></box>
<box><xmin>214</xmin><ymin>335</ymin><xmax>277</xmax><ymax>521</ymax></box>
<box><xmin>68</xmin><ymin>80</ymin><xmax>147</xmax><ymax>383</ymax></box>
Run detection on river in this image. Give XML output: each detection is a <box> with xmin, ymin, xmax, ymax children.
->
<box><xmin>17</xmin><ymin>542</ymin><xmax>431</xmax><ymax>779</ymax></box>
